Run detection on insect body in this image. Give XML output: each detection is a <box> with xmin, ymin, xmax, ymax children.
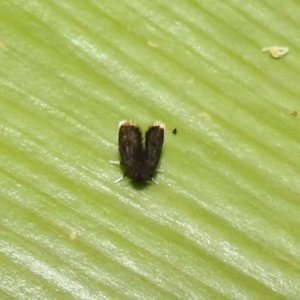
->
<box><xmin>117</xmin><ymin>120</ymin><xmax>165</xmax><ymax>182</ymax></box>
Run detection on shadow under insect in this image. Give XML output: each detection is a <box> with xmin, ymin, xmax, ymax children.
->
<box><xmin>114</xmin><ymin>120</ymin><xmax>165</xmax><ymax>185</ymax></box>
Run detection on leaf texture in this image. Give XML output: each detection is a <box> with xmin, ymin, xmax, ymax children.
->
<box><xmin>1</xmin><ymin>1</ymin><xmax>300</xmax><ymax>299</ymax></box>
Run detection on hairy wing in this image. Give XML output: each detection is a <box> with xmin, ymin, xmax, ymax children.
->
<box><xmin>144</xmin><ymin>121</ymin><xmax>165</xmax><ymax>174</ymax></box>
<box><xmin>118</xmin><ymin>121</ymin><xmax>143</xmax><ymax>169</ymax></box>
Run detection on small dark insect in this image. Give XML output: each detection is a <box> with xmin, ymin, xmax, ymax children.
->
<box><xmin>172</xmin><ymin>128</ymin><xmax>177</xmax><ymax>135</ymax></box>
<box><xmin>115</xmin><ymin>120</ymin><xmax>165</xmax><ymax>183</ymax></box>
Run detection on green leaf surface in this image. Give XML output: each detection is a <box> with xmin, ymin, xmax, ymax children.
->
<box><xmin>1</xmin><ymin>1</ymin><xmax>300</xmax><ymax>299</ymax></box>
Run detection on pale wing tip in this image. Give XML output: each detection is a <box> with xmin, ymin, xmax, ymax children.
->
<box><xmin>153</xmin><ymin>121</ymin><xmax>165</xmax><ymax>129</ymax></box>
<box><xmin>118</xmin><ymin>120</ymin><xmax>136</xmax><ymax>128</ymax></box>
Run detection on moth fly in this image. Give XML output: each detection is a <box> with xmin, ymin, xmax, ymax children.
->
<box><xmin>113</xmin><ymin>120</ymin><xmax>165</xmax><ymax>183</ymax></box>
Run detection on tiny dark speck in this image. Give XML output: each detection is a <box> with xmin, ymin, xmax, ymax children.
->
<box><xmin>172</xmin><ymin>128</ymin><xmax>177</xmax><ymax>135</ymax></box>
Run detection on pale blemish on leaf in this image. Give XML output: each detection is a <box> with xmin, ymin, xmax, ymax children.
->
<box><xmin>261</xmin><ymin>46</ymin><xmax>289</xmax><ymax>58</ymax></box>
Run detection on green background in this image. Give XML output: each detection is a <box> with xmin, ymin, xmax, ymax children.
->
<box><xmin>1</xmin><ymin>1</ymin><xmax>300</xmax><ymax>299</ymax></box>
